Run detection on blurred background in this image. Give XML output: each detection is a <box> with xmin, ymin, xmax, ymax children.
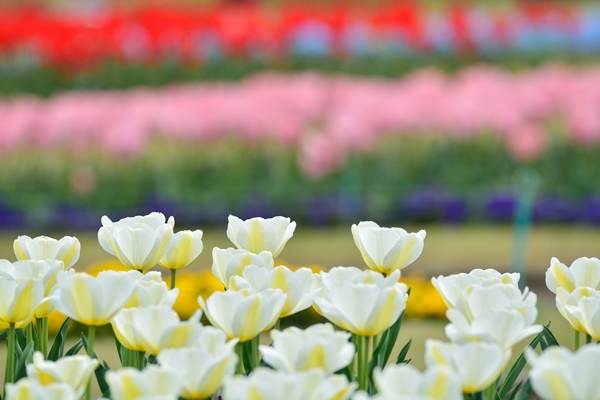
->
<box><xmin>0</xmin><ymin>0</ymin><xmax>600</xmax><ymax>367</ymax></box>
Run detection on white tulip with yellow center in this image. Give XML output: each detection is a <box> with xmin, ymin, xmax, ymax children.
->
<box><xmin>314</xmin><ymin>277</ymin><xmax>408</xmax><ymax>337</ymax></box>
<box><xmin>212</xmin><ymin>247</ymin><xmax>274</xmax><ymax>288</ymax></box>
<box><xmin>198</xmin><ymin>288</ymin><xmax>287</xmax><ymax>342</ymax></box>
<box><xmin>223</xmin><ymin>368</ymin><xmax>356</xmax><ymax>400</ymax></box>
<box><xmin>0</xmin><ymin>276</ymin><xmax>45</xmax><ymax>328</ymax></box>
<box><xmin>158</xmin><ymin>229</ymin><xmax>203</xmax><ymax>270</ymax></box>
<box><xmin>98</xmin><ymin>212</ymin><xmax>174</xmax><ymax>271</ymax></box>
<box><xmin>351</xmin><ymin>221</ymin><xmax>426</xmax><ymax>274</ymax></box>
<box><xmin>431</xmin><ymin>269</ymin><xmax>520</xmax><ymax>309</ymax></box>
<box><xmin>443</xmin><ymin>283</ymin><xmax>541</xmax><ymax>350</ymax></box>
<box><xmin>372</xmin><ymin>364</ymin><xmax>462</xmax><ymax>400</ymax></box>
<box><xmin>425</xmin><ymin>340</ymin><xmax>510</xmax><ymax>394</ymax></box>
<box><xmin>313</xmin><ymin>268</ymin><xmax>400</xmax><ymax>315</ymax></box>
<box><xmin>445</xmin><ymin>308</ymin><xmax>542</xmax><ymax>351</ymax></box>
<box><xmin>26</xmin><ymin>352</ymin><xmax>99</xmax><ymax>397</ymax></box>
<box><xmin>13</xmin><ymin>235</ymin><xmax>80</xmax><ymax>269</ymax></box>
<box><xmin>158</xmin><ymin>327</ymin><xmax>238</xmax><ymax>399</ymax></box>
<box><xmin>229</xmin><ymin>265</ymin><xmax>320</xmax><ymax>317</ymax></box>
<box><xmin>555</xmin><ymin>286</ymin><xmax>600</xmax><ymax>339</ymax></box>
<box><xmin>227</xmin><ymin>215</ymin><xmax>296</xmax><ymax>257</ymax></box>
<box><xmin>124</xmin><ymin>271</ymin><xmax>178</xmax><ymax>309</ymax></box>
<box><xmin>259</xmin><ymin>323</ymin><xmax>354</xmax><ymax>374</ymax></box>
<box><xmin>111</xmin><ymin>306</ymin><xmax>202</xmax><ymax>355</ymax></box>
<box><xmin>105</xmin><ymin>366</ymin><xmax>182</xmax><ymax>400</ymax></box>
<box><xmin>526</xmin><ymin>344</ymin><xmax>600</xmax><ymax>400</ymax></box>
<box><xmin>451</xmin><ymin>283</ymin><xmax>538</xmax><ymax>327</ymax></box>
<box><xmin>546</xmin><ymin>257</ymin><xmax>600</xmax><ymax>294</ymax></box>
<box><xmin>0</xmin><ymin>260</ymin><xmax>64</xmax><ymax>319</ymax></box>
<box><xmin>50</xmin><ymin>271</ymin><xmax>136</xmax><ymax>326</ymax></box>
<box><xmin>5</xmin><ymin>379</ymin><xmax>78</xmax><ymax>400</ymax></box>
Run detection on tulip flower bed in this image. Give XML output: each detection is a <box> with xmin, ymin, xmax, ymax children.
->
<box><xmin>0</xmin><ymin>212</ymin><xmax>596</xmax><ymax>399</ymax></box>
<box><xmin>0</xmin><ymin>3</ymin><xmax>598</xmax><ymax>68</ymax></box>
<box><xmin>2</xmin><ymin>67</ymin><xmax>600</xmax><ymax>225</ymax></box>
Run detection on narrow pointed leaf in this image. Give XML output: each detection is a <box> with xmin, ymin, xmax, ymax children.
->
<box><xmin>47</xmin><ymin>317</ymin><xmax>71</xmax><ymax>361</ymax></box>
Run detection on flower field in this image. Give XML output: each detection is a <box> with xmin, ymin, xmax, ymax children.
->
<box><xmin>0</xmin><ymin>213</ymin><xmax>597</xmax><ymax>399</ymax></box>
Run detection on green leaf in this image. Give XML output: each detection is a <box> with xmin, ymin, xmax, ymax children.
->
<box><xmin>15</xmin><ymin>328</ymin><xmax>26</xmax><ymax>354</ymax></box>
<box><xmin>15</xmin><ymin>341</ymin><xmax>34</xmax><ymax>381</ymax></box>
<box><xmin>47</xmin><ymin>317</ymin><xmax>71</xmax><ymax>361</ymax></box>
<box><xmin>82</xmin><ymin>333</ymin><xmax>111</xmax><ymax>396</ymax></box>
<box><xmin>497</xmin><ymin>329</ymin><xmax>542</xmax><ymax>398</ymax></box>
<box><xmin>515</xmin><ymin>379</ymin><xmax>532</xmax><ymax>400</ymax></box>
<box><xmin>65</xmin><ymin>339</ymin><xmax>84</xmax><ymax>357</ymax></box>
<box><xmin>542</xmin><ymin>324</ymin><xmax>559</xmax><ymax>347</ymax></box>
<box><xmin>505</xmin><ymin>381</ymin><xmax>523</xmax><ymax>400</ymax></box>
<box><xmin>396</xmin><ymin>339</ymin><xmax>412</xmax><ymax>364</ymax></box>
<box><xmin>0</xmin><ymin>330</ymin><xmax>7</xmax><ymax>342</ymax></box>
<box><xmin>334</xmin><ymin>365</ymin><xmax>352</xmax><ymax>382</ymax></box>
<box><xmin>147</xmin><ymin>355</ymin><xmax>158</xmax><ymax>365</ymax></box>
<box><xmin>114</xmin><ymin>335</ymin><xmax>126</xmax><ymax>366</ymax></box>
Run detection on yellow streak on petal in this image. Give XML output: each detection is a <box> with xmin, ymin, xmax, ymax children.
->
<box><xmin>387</xmin><ymin>235</ymin><xmax>416</xmax><ymax>272</ymax></box>
<box><xmin>541</xmin><ymin>371</ymin><xmax>573</xmax><ymax>400</ymax></box>
<box><xmin>156</xmin><ymin>324</ymin><xmax>196</xmax><ymax>355</ymax></box>
<box><xmin>239</xmin><ymin>297</ymin><xmax>261</xmax><ymax>342</ymax></box>
<box><xmin>271</xmin><ymin>268</ymin><xmax>291</xmax><ymax>314</ymax></box>
<box><xmin>425</xmin><ymin>371</ymin><xmax>448</xmax><ymax>398</ymax></box>
<box><xmin>170</xmin><ymin>233</ymin><xmax>193</xmax><ymax>269</ymax></box>
<box><xmin>365</xmin><ymin>289</ymin><xmax>397</xmax><ymax>336</ymax></box>
<box><xmin>249</xmin><ymin>386</ymin><xmax>266</xmax><ymax>400</ymax></box>
<box><xmin>302</xmin><ymin>344</ymin><xmax>326</xmax><ymax>370</ymax></box>
<box><xmin>552</xmin><ymin>263</ymin><xmax>575</xmax><ymax>292</ymax></box>
<box><xmin>191</xmin><ymin>357</ymin><xmax>233</xmax><ymax>398</ymax></box>
<box><xmin>246</xmin><ymin>220</ymin><xmax>266</xmax><ymax>254</ymax></box>
<box><xmin>71</xmin><ymin>276</ymin><xmax>96</xmax><ymax>325</ymax></box>
<box><xmin>61</xmin><ymin>243</ymin><xmax>78</xmax><ymax>268</ymax></box>
<box><xmin>122</xmin><ymin>375</ymin><xmax>145</xmax><ymax>399</ymax></box>
<box><xmin>13</xmin><ymin>242</ymin><xmax>28</xmax><ymax>260</ymax></box>
<box><xmin>11</xmin><ymin>280</ymin><xmax>36</xmax><ymax>323</ymax></box>
<box><xmin>431</xmin><ymin>344</ymin><xmax>448</xmax><ymax>365</ymax></box>
<box><xmin>17</xmin><ymin>385</ymin><xmax>34</xmax><ymax>400</ymax></box>
<box><xmin>34</xmin><ymin>369</ymin><xmax>58</xmax><ymax>385</ymax></box>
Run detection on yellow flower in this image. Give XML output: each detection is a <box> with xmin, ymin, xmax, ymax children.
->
<box><xmin>172</xmin><ymin>271</ymin><xmax>224</xmax><ymax>320</ymax></box>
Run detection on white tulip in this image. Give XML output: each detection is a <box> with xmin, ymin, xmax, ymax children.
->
<box><xmin>445</xmin><ymin>308</ymin><xmax>542</xmax><ymax>350</ymax></box>
<box><xmin>14</xmin><ymin>235</ymin><xmax>80</xmax><ymax>269</ymax></box>
<box><xmin>315</xmin><ymin>278</ymin><xmax>408</xmax><ymax>337</ymax></box>
<box><xmin>222</xmin><ymin>368</ymin><xmax>356</xmax><ymax>400</ymax></box>
<box><xmin>105</xmin><ymin>366</ymin><xmax>182</xmax><ymax>400</ymax></box>
<box><xmin>526</xmin><ymin>344</ymin><xmax>600</xmax><ymax>400</ymax></box>
<box><xmin>0</xmin><ymin>260</ymin><xmax>65</xmax><ymax>318</ymax></box>
<box><xmin>159</xmin><ymin>230</ymin><xmax>203</xmax><ymax>270</ymax></box>
<box><xmin>111</xmin><ymin>306</ymin><xmax>202</xmax><ymax>355</ymax></box>
<box><xmin>5</xmin><ymin>379</ymin><xmax>78</xmax><ymax>400</ymax></box>
<box><xmin>211</xmin><ymin>247</ymin><xmax>274</xmax><ymax>288</ymax></box>
<box><xmin>259</xmin><ymin>323</ymin><xmax>355</xmax><ymax>374</ymax></box>
<box><xmin>98</xmin><ymin>212</ymin><xmax>174</xmax><ymax>271</ymax></box>
<box><xmin>451</xmin><ymin>283</ymin><xmax>538</xmax><ymax>327</ymax></box>
<box><xmin>0</xmin><ymin>276</ymin><xmax>45</xmax><ymax>328</ymax></box>
<box><xmin>546</xmin><ymin>257</ymin><xmax>600</xmax><ymax>294</ymax></box>
<box><xmin>27</xmin><ymin>352</ymin><xmax>98</xmax><ymax>398</ymax></box>
<box><xmin>351</xmin><ymin>221</ymin><xmax>426</xmax><ymax>274</ymax></box>
<box><xmin>373</xmin><ymin>364</ymin><xmax>462</xmax><ymax>400</ymax></box>
<box><xmin>230</xmin><ymin>265</ymin><xmax>321</xmax><ymax>317</ymax></box>
<box><xmin>425</xmin><ymin>340</ymin><xmax>510</xmax><ymax>394</ymax></box>
<box><xmin>555</xmin><ymin>286</ymin><xmax>600</xmax><ymax>339</ymax></box>
<box><xmin>431</xmin><ymin>269</ymin><xmax>520</xmax><ymax>309</ymax></box>
<box><xmin>227</xmin><ymin>215</ymin><xmax>296</xmax><ymax>257</ymax></box>
<box><xmin>51</xmin><ymin>271</ymin><xmax>136</xmax><ymax>326</ymax></box>
<box><xmin>198</xmin><ymin>288</ymin><xmax>286</xmax><ymax>342</ymax></box>
<box><xmin>125</xmin><ymin>271</ymin><xmax>178</xmax><ymax>309</ymax></box>
<box><xmin>158</xmin><ymin>327</ymin><xmax>237</xmax><ymax>399</ymax></box>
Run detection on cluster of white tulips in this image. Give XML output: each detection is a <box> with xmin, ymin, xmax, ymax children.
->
<box><xmin>0</xmin><ymin>212</ymin><xmax>595</xmax><ymax>400</ymax></box>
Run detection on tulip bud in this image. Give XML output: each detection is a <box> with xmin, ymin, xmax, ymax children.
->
<box><xmin>159</xmin><ymin>230</ymin><xmax>203</xmax><ymax>270</ymax></box>
<box><xmin>227</xmin><ymin>215</ymin><xmax>296</xmax><ymax>257</ymax></box>
<box><xmin>14</xmin><ymin>235</ymin><xmax>80</xmax><ymax>269</ymax></box>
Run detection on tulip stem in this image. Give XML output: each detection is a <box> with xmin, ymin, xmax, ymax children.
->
<box><xmin>4</xmin><ymin>323</ymin><xmax>16</xmax><ymax>393</ymax></box>
<box><xmin>170</xmin><ymin>269</ymin><xmax>177</xmax><ymax>290</ymax></box>
<box><xmin>40</xmin><ymin>317</ymin><xmax>48</xmax><ymax>359</ymax></box>
<box><xmin>137</xmin><ymin>351</ymin><xmax>145</xmax><ymax>370</ymax></box>
<box><xmin>235</xmin><ymin>342</ymin><xmax>244</xmax><ymax>375</ymax></box>
<box><xmin>252</xmin><ymin>335</ymin><xmax>260</xmax><ymax>370</ymax></box>
<box><xmin>274</xmin><ymin>319</ymin><xmax>280</xmax><ymax>330</ymax></box>
<box><xmin>575</xmin><ymin>330</ymin><xmax>580</xmax><ymax>350</ymax></box>
<box><xmin>86</xmin><ymin>325</ymin><xmax>96</xmax><ymax>400</ymax></box>
<box><xmin>586</xmin><ymin>334</ymin><xmax>592</xmax><ymax>344</ymax></box>
<box><xmin>26</xmin><ymin>321</ymin><xmax>35</xmax><ymax>347</ymax></box>
<box><xmin>357</xmin><ymin>335</ymin><xmax>370</xmax><ymax>390</ymax></box>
